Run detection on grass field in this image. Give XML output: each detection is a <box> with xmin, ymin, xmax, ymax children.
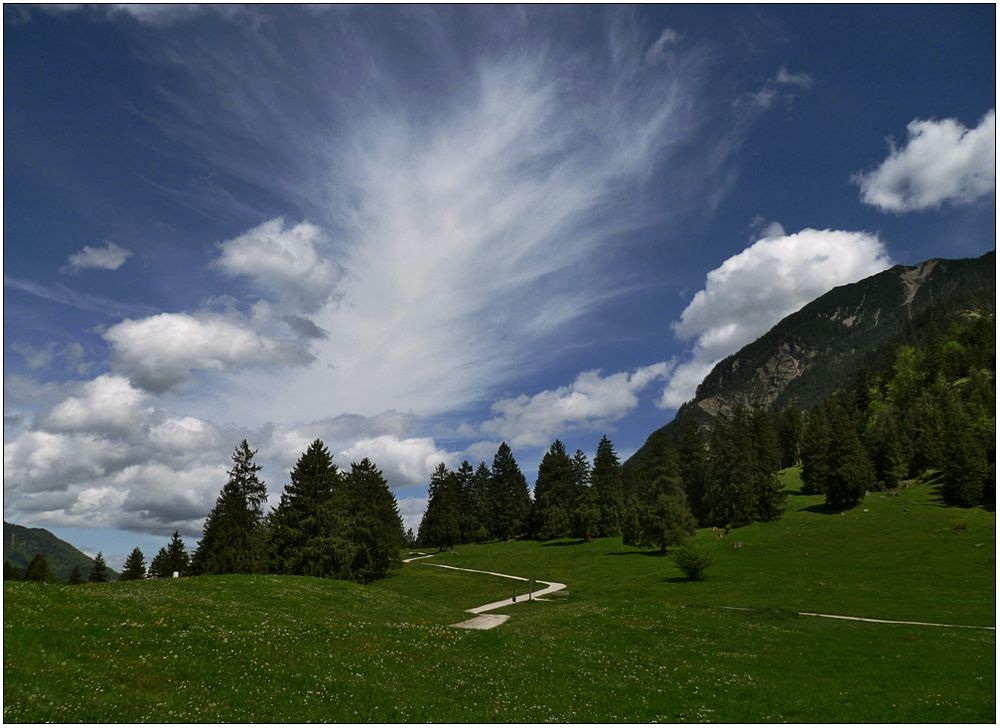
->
<box><xmin>4</xmin><ymin>469</ymin><xmax>995</xmax><ymax>722</ymax></box>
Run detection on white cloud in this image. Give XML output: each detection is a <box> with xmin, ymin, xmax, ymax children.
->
<box><xmin>104</xmin><ymin>311</ymin><xmax>308</xmax><ymax>392</ymax></box>
<box><xmin>141</xmin><ymin>16</ymin><xmax>713</xmax><ymax>427</ymax></box>
<box><xmin>337</xmin><ymin>435</ymin><xmax>456</xmax><ymax>486</ymax></box>
<box><xmin>62</xmin><ymin>241</ymin><xmax>131</xmax><ymax>274</ymax></box>
<box><xmin>481</xmin><ymin>362</ymin><xmax>674</xmax><ymax>448</ymax></box>
<box><xmin>775</xmin><ymin>67</ymin><xmax>814</xmax><ymax>89</ymax></box>
<box><xmin>214</xmin><ymin>217</ymin><xmax>342</xmax><ymax>313</ymax></box>
<box><xmin>659</xmin><ymin>227</ymin><xmax>893</xmax><ymax>409</ymax></box>
<box><xmin>646</xmin><ymin>27</ymin><xmax>681</xmax><ymax>61</ymax></box>
<box><xmin>42</xmin><ymin>375</ymin><xmax>149</xmax><ymax>435</ymax></box>
<box><xmin>854</xmin><ymin>110</ymin><xmax>995</xmax><ymax>212</ymax></box>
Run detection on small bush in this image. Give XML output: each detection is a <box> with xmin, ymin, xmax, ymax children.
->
<box><xmin>672</xmin><ymin>539</ymin><xmax>714</xmax><ymax>581</ymax></box>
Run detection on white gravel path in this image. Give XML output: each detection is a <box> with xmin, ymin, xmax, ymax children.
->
<box><xmin>403</xmin><ymin>553</ymin><xmax>566</xmax><ymax>630</ymax></box>
<box><xmin>716</xmin><ymin>605</ymin><xmax>994</xmax><ymax>630</ymax></box>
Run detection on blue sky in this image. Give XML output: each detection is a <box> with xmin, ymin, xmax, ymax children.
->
<box><xmin>4</xmin><ymin>5</ymin><xmax>995</xmax><ymax>567</ymax></box>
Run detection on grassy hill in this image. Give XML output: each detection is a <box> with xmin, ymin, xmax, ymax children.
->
<box><xmin>4</xmin><ymin>472</ymin><xmax>994</xmax><ymax>722</ymax></box>
<box><xmin>3</xmin><ymin>521</ymin><xmax>118</xmax><ymax>582</ymax></box>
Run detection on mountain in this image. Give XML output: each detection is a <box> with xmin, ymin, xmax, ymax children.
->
<box><xmin>3</xmin><ymin>521</ymin><xmax>119</xmax><ymax>581</ymax></box>
<box><xmin>625</xmin><ymin>250</ymin><xmax>995</xmax><ymax>481</ymax></box>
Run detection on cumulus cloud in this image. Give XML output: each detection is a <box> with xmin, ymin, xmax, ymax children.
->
<box><xmin>213</xmin><ymin>218</ymin><xmax>342</xmax><ymax>313</ymax></box>
<box><xmin>658</xmin><ymin>227</ymin><xmax>893</xmax><ymax>409</ymax></box>
<box><xmin>337</xmin><ymin>435</ymin><xmax>456</xmax><ymax>486</ymax></box>
<box><xmin>481</xmin><ymin>362</ymin><xmax>674</xmax><ymax>448</ymax></box>
<box><xmin>854</xmin><ymin>110</ymin><xmax>995</xmax><ymax>213</ymax></box>
<box><xmin>42</xmin><ymin>375</ymin><xmax>150</xmax><ymax>435</ymax></box>
<box><xmin>61</xmin><ymin>241</ymin><xmax>132</xmax><ymax>274</ymax></box>
<box><xmin>104</xmin><ymin>311</ymin><xmax>308</xmax><ymax>392</ymax></box>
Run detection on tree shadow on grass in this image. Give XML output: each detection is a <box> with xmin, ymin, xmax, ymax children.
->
<box><xmin>798</xmin><ymin>502</ymin><xmax>847</xmax><ymax>515</ymax></box>
<box><xmin>663</xmin><ymin>576</ymin><xmax>696</xmax><ymax>583</ymax></box>
<box><xmin>540</xmin><ymin>539</ymin><xmax>588</xmax><ymax>547</ymax></box>
<box><xmin>604</xmin><ymin>550</ymin><xmax>667</xmax><ymax>557</ymax></box>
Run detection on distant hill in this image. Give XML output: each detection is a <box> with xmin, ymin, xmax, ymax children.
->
<box><xmin>3</xmin><ymin>521</ymin><xmax>118</xmax><ymax>582</ymax></box>
<box><xmin>625</xmin><ymin>250</ymin><xmax>995</xmax><ymax>481</ymax></box>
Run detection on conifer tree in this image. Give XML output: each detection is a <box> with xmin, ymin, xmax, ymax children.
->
<box><xmin>704</xmin><ymin>410</ymin><xmax>757</xmax><ymax>527</ymax></box>
<box><xmin>531</xmin><ymin>440</ymin><xmax>576</xmax><ymax>540</ymax></box>
<box><xmin>572</xmin><ymin>449</ymin><xmax>591</xmax><ymax>490</ymax></box>
<box><xmin>194</xmin><ymin>440</ymin><xmax>269</xmax><ymax>575</ymax></box>
<box><xmin>941</xmin><ymin>401</ymin><xmax>989</xmax><ymax>507</ymax></box>
<box><xmin>4</xmin><ymin>560</ymin><xmax>20</xmax><ymax>581</ymax></box>
<box><xmin>800</xmin><ymin>407</ymin><xmax>832</xmax><ymax>494</ymax></box>
<box><xmin>469</xmin><ymin>462</ymin><xmax>492</xmax><ymax>541</ymax></box>
<box><xmin>149</xmin><ymin>547</ymin><xmax>168</xmax><ymax>578</ymax></box>
<box><xmin>487</xmin><ymin>443</ymin><xmax>531</xmax><ymax>539</ymax></box>
<box><xmin>120</xmin><ymin>547</ymin><xmax>147</xmax><ymax>581</ymax></box>
<box><xmin>25</xmin><ymin>554</ymin><xmax>53</xmax><ymax>582</ymax></box>
<box><xmin>591</xmin><ymin>435</ymin><xmax>624</xmax><ymax>537</ymax></box>
<box><xmin>269</xmin><ymin>439</ymin><xmax>341</xmax><ymax>575</ymax></box>
<box><xmin>418</xmin><ymin>463</ymin><xmax>462</xmax><ymax>550</ymax></box>
<box><xmin>751</xmin><ymin>409</ymin><xmax>786</xmax><ymax>521</ymax></box>
<box><xmin>341</xmin><ymin>458</ymin><xmax>405</xmax><ymax>582</ymax></box>
<box><xmin>88</xmin><ymin>552</ymin><xmax>110</xmax><ymax>583</ymax></box>
<box><xmin>455</xmin><ymin>460</ymin><xmax>481</xmax><ymax>543</ymax></box>
<box><xmin>632</xmin><ymin>474</ymin><xmax>696</xmax><ymax>553</ymax></box>
<box><xmin>677</xmin><ymin>423</ymin><xmax>708</xmax><ymax>523</ymax></box>
<box><xmin>824</xmin><ymin>404</ymin><xmax>874</xmax><ymax>510</ymax></box>
<box><xmin>776</xmin><ymin>406</ymin><xmax>803</xmax><ymax>468</ymax></box>
<box><xmin>67</xmin><ymin>565</ymin><xmax>84</xmax><ymax>584</ymax></box>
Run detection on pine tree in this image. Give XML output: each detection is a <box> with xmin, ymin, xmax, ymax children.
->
<box><xmin>120</xmin><ymin>548</ymin><xmax>147</xmax><ymax>581</ymax></box>
<box><xmin>24</xmin><ymin>554</ymin><xmax>53</xmax><ymax>582</ymax></box>
<box><xmin>149</xmin><ymin>547</ymin><xmax>168</xmax><ymax>578</ymax></box>
<box><xmin>776</xmin><ymin>407</ymin><xmax>803</xmax><ymax>468</ymax></box>
<box><xmin>487</xmin><ymin>443</ymin><xmax>531</xmax><ymax>540</ymax></box>
<box><xmin>468</xmin><ymin>462</ymin><xmax>492</xmax><ymax>541</ymax></box>
<box><xmin>89</xmin><ymin>552</ymin><xmax>110</xmax><ymax>583</ymax></box>
<box><xmin>704</xmin><ymin>410</ymin><xmax>757</xmax><ymax>527</ymax></box>
<box><xmin>591</xmin><ymin>435</ymin><xmax>624</xmax><ymax>537</ymax></box>
<box><xmin>342</xmin><ymin>458</ymin><xmax>405</xmax><ymax>582</ymax></box>
<box><xmin>160</xmin><ymin>532</ymin><xmax>190</xmax><ymax>576</ymax></box>
<box><xmin>269</xmin><ymin>439</ymin><xmax>341</xmax><ymax>575</ymax></box>
<box><xmin>418</xmin><ymin>463</ymin><xmax>462</xmax><ymax>550</ymax></box>
<box><xmin>455</xmin><ymin>460</ymin><xmax>480</xmax><ymax>543</ymax></box>
<box><xmin>677</xmin><ymin>423</ymin><xmax>708</xmax><ymax>524</ymax></box>
<box><xmin>531</xmin><ymin>440</ymin><xmax>576</xmax><ymax>540</ymax></box>
<box><xmin>635</xmin><ymin>475</ymin><xmax>696</xmax><ymax>554</ymax></box>
<box><xmin>193</xmin><ymin>440</ymin><xmax>269</xmax><ymax>575</ymax></box>
<box><xmin>3</xmin><ymin>560</ymin><xmax>20</xmax><ymax>581</ymax></box>
<box><xmin>751</xmin><ymin>409</ymin><xmax>786</xmax><ymax>521</ymax></box>
<box><xmin>800</xmin><ymin>407</ymin><xmax>832</xmax><ymax>494</ymax></box>
<box><xmin>67</xmin><ymin>565</ymin><xmax>84</xmax><ymax>584</ymax></box>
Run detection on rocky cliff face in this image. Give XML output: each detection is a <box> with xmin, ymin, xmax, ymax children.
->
<box><xmin>624</xmin><ymin>250</ymin><xmax>995</xmax><ymax>475</ymax></box>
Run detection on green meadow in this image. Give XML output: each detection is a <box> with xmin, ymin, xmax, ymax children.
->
<box><xmin>4</xmin><ymin>469</ymin><xmax>994</xmax><ymax>723</ymax></box>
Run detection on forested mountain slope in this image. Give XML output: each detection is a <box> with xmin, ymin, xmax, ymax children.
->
<box><xmin>625</xmin><ymin>251</ymin><xmax>995</xmax><ymax>483</ymax></box>
<box><xmin>3</xmin><ymin>521</ymin><xmax>117</xmax><ymax>582</ymax></box>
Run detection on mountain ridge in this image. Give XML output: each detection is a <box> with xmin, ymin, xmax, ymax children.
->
<box><xmin>625</xmin><ymin>250</ymin><xmax>995</xmax><ymax>480</ymax></box>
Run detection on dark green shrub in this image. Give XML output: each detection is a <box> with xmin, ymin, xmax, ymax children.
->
<box><xmin>672</xmin><ymin>539</ymin><xmax>714</xmax><ymax>581</ymax></box>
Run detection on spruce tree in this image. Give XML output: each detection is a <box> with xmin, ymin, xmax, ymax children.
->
<box><xmin>418</xmin><ymin>463</ymin><xmax>462</xmax><ymax>550</ymax></box>
<box><xmin>3</xmin><ymin>560</ymin><xmax>20</xmax><ymax>581</ymax></box>
<box><xmin>120</xmin><ymin>547</ymin><xmax>147</xmax><ymax>581</ymax></box>
<box><xmin>531</xmin><ymin>440</ymin><xmax>577</xmax><ymax>540</ymax></box>
<box><xmin>800</xmin><ymin>407</ymin><xmax>832</xmax><ymax>494</ymax></box>
<box><xmin>469</xmin><ymin>462</ymin><xmax>493</xmax><ymax>541</ymax></box>
<box><xmin>269</xmin><ymin>439</ymin><xmax>341</xmax><ymax>575</ymax></box>
<box><xmin>941</xmin><ymin>402</ymin><xmax>989</xmax><ymax>507</ymax></box>
<box><xmin>776</xmin><ymin>406</ymin><xmax>803</xmax><ymax>468</ymax></box>
<box><xmin>751</xmin><ymin>409</ymin><xmax>786</xmax><ymax>521</ymax></box>
<box><xmin>67</xmin><ymin>565</ymin><xmax>84</xmax><ymax>584</ymax></box>
<box><xmin>342</xmin><ymin>458</ymin><xmax>405</xmax><ymax>582</ymax></box>
<box><xmin>24</xmin><ymin>554</ymin><xmax>53</xmax><ymax>582</ymax></box>
<box><xmin>677</xmin><ymin>423</ymin><xmax>708</xmax><ymax>524</ymax></box>
<box><xmin>824</xmin><ymin>404</ymin><xmax>874</xmax><ymax>510</ymax></box>
<box><xmin>194</xmin><ymin>440</ymin><xmax>269</xmax><ymax>575</ymax></box>
<box><xmin>158</xmin><ymin>532</ymin><xmax>191</xmax><ymax>576</ymax></box>
<box><xmin>487</xmin><ymin>443</ymin><xmax>531</xmax><ymax>539</ymax></box>
<box><xmin>89</xmin><ymin>552</ymin><xmax>110</xmax><ymax>583</ymax></box>
<box><xmin>633</xmin><ymin>475</ymin><xmax>696</xmax><ymax>553</ymax></box>
<box><xmin>455</xmin><ymin>460</ymin><xmax>480</xmax><ymax>543</ymax></box>
<box><xmin>149</xmin><ymin>547</ymin><xmax>168</xmax><ymax>578</ymax></box>
<box><xmin>704</xmin><ymin>410</ymin><xmax>757</xmax><ymax>527</ymax></box>
<box><xmin>590</xmin><ymin>435</ymin><xmax>624</xmax><ymax>537</ymax></box>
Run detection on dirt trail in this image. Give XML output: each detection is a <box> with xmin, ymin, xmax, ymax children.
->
<box><xmin>402</xmin><ymin>552</ymin><xmax>566</xmax><ymax>630</ymax></box>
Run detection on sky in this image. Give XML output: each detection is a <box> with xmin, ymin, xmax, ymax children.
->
<box><xmin>3</xmin><ymin>4</ymin><xmax>995</xmax><ymax>568</ymax></box>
